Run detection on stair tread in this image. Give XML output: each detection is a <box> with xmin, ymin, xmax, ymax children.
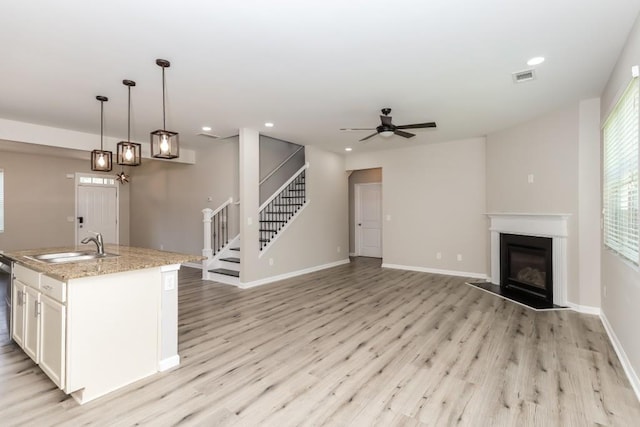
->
<box><xmin>230</xmin><ymin>247</ymin><xmax>240</xmax><ymax>251</ymax></box>
<box><xmin>259</xmin><ymin>220</ymin><xmax>286</xmax><ymax>223</ymax></box>
<box><xmin>259</xmin><ymin>229</ymin><xmax>278</xmax><ymax>233</ymax></box>
<box><xmin>220</xmin><ymin>257</ymin><xmax>240</xmax><ymax>263</ymax></box>
<box><xmin>209</xmin><ymin>268</ymin><xmax>240</xmax><ymax>277</ymax></box>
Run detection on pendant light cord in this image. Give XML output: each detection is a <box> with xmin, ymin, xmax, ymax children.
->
<box><xmin>162</xmin><ymin>66</ymin><xmax>166</xmax><ymax>131</ymax></box>
<box><xmin>100</xmin><ymin>99</ymin><xmax>104</xmax><ymax>151</ymax></box>
<box><xmin>127</xmin><ymin>84</ymin><xmax>131</xmax><ymax>142</ymax></box>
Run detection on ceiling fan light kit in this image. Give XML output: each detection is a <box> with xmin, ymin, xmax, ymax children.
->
<box><xmin>91</xmin><ymin>95</ymin><xmax>113</xmax><ymax>172</ymax></box>
<box><xmin>342</xmin><ymin>108</ymin><xmax>437</xmax><ymax>142</ymax></box>
<box><xmin>151</xmin><ymin>59</ymin><xmax>180</xmax><ymax>159</ymax></box>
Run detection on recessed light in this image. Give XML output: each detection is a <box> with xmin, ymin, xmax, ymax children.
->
<box><xmin>527</xmin><ymin>56</ymin><xmax>545</xmax><ymax>66</ymax></box>
<box><xmin>201</xmin><ymin>126</ymin><xmax>212</xmax><ymax>131</ymax></box>
<box><xmin>345</xmin><ymin>147</ymin><xmax>352</xmax><ymax>152</ymax></box>
<box><xmin>264</xmin><ymin>122</ymin><xmax>274</xmax><ymax>128</ymax></box>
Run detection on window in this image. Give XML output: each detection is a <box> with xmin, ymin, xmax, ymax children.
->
<box><xmin>0</xmin><ymin>169</ymin><xmax>3</xmax><ymax>232</ymax></box>
<box><xmin>603</xmin><ymin>78</ymin><xmax>639</xmax><ymax>264</ymax></box>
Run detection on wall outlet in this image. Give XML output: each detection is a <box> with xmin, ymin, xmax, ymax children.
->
<box><xmin>164</xmin><ymin>275</ymin><xmax>176</xmax><ymax>291</ymax></box>
<box><xmin>604</xmin><ymin>286</ymin><xmax>607</xmax><ymax>297</ymax></box>
<box><xmin>66</xmin><ymin>216</ymin><xmax>75</xmax><ymax>223</ymax></box>
<box><xmin>386</xmin><ymin>214</ymin><xmax>392</xmax><ymax>221</ymax></box>
<box><xmin>337</xmin><ymin>246</ymin><xmax>341</xmax><ymax>253</ymax></box>
<box><xmin>457</xmin><ymin>254</ymin><xmax>462</xmax><ymax>261</ymax></box>
<box><xmin>436</xmin><ymin>252</ymin><xmax>442</xmax><ymax>260</ymax></box>
<box><xmin>527</xmin><ymin>174</ymin><xmax>534</xmax><ymax>184</ymax></box>
<box><xmin>269</xmin><ymin>258</ymin><xmax>274</xmax><ymax>266</ymax></box>
<box><xmin>160</xmin><ymin>244</ymin><xmax>164</xmax><ymax>250</ymax></box>
<box><xmin>247</xmin><ymin>217</ymin><xmax>253</xmax><ymax>226</ymax></box>
<box><xmin>207</xmin><ymin>196</ymin><xmax>213</xmax><ymax>202</ymax></box>
<box><xmin>66</xmin><ymin>173</ymin><xmax>74</xmax><ymax>179</ymax></box>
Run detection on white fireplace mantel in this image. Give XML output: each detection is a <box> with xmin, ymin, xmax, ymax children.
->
<box><xmin>487</xmin><ymin>213</ymin><xmax>571</xmax><ymax>306</ymax></box>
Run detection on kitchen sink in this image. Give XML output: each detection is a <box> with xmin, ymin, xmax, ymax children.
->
<box><xmin>24</xmin><ymin>251</ymin><xmax>119</xmax><ymax>264</ymax></box>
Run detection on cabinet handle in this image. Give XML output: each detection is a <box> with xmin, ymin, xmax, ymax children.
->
<box><xmin>34</xmin><ymin>300</ymin><xmax>40</xmax><ymax>317</ymax></box>
<box><xmin>42</xmin><ymin>284</ymin><xmax>52</xmax><ymax>291</ymax></box>
<box><xmin>19</xmin><ymin>290</ymin><xmax>24</xmax><ymax>306</ymax></box>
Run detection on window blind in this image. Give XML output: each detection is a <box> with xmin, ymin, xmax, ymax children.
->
<box><xmin>603</xmin><ymin>78</ymin><xmax>639</xmax><ymax>264</ymax></box>
<box><xmin>0</xmin><ymin>169</ymin><xmax>3</xmax><ymax>232</ymax></box>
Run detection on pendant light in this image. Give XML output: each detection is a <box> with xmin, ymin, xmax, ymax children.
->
<box><xmin>91</xmin><ymin>96</ymin><xmax>113</xmax><ymax>172</ymax></box>
<box><xmin>117</xmin><ymin>79</ymin><xmax>141</xmax><ymax>167</ymax></box>
<box><xmin>150</xmin><ymin>59</ymin><xmax>179</xmax><ymax>159</ymax></box>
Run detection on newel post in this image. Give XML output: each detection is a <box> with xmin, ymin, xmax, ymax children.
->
<box><xmin>202</xmin><ymin>208</ymin><xmax>213</xmax><ymax>261</ymax></box>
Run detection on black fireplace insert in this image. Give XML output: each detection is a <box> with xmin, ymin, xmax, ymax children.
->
<box><xmin>500</xmin><ymin>233</ymin><xmax>553</xmax><ymax>304</ymax></box>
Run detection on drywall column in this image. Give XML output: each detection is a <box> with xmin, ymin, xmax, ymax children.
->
<box><xmin>239</xmin><ymin>128</ymin><xmax>260</xmax><ymax>283</ymax></box>
<box><xmin>578</xmin><ymin>98</ymin><xmax>602</xmax><ymax>310</ymax></box>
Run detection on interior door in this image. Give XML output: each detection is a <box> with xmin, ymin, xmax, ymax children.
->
<box><xmin>77</xmin><ymin>185</ymin><xmax>118</xmax><ymax>245</ymax></box>
<box><xmin>356</xmin><ymin>183</ymin><xmax>382</xmax><ymax>258</ymax></box>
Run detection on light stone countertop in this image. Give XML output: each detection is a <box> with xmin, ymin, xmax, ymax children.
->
<box><xmin>4</xmin><ymin>245</ymin><xmax>204</xmax><ymax>281</ymax></box>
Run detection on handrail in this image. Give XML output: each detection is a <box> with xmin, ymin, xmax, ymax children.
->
<box><xmin>259</xmin><ymin>145</ymin><xmax>304</xmax><ymax>186</ymax></box>
<box><xmin>260</xmin><ymin>163</ymin><xmax>308</xmax><ymax>211</ymax></box>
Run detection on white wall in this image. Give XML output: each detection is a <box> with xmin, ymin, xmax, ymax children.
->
<box><xmin>130</xmin><ymin>137</ymin><xmax>239</xmax><ymax>256</ymax></box>
<box><xmin>241</xmin><ymin>136</ymin><xmax>349</xmax><ymax>284</ymax></box>
<box><xmin>600</xmin><ymin>13</ymin><xmax>640</xmax><ymax>394</ymax></box>
<box><xmin>346</xmin><ymin>138</ymin><xmax>487</xmax><ymax>277</ymax></box>
<box><xmin>0</xmin><ymin>142</ymin><xmax>130</xmax><ymax>250</ymax></box>
<box><xmin>486</xmin><ymin>105</ymin><xmax>581</xmax><ymax>301</ymax></box>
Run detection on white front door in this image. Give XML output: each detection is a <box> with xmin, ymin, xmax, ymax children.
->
<box><xmin>356</xmin><ymin>183</ymin><xmax>382</xmax><ymax>258</ymax></box>
<box><xmin>77</xmin><ymin>185</ymin><xmax>118</xmax><ymax>245</ymax></box>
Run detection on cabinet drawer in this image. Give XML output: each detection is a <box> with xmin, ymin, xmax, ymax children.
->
<box><xmin>14</xmin><ymin>263</ymin><xmax>41</xmax><ymax>288</ymax></box>
<box><xmin>40</xmin><ymin>275</ymin><xmax>66</xmax><ymax>304</ymax></box>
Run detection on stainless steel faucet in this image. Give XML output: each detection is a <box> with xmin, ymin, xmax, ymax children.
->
<box><xmin>81</xmin><ymin>232</ymin><xmax>105</xmax><ymax>255</ymax></box>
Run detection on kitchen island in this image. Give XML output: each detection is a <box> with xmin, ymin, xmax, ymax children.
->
<box><xmin>4</xmin><ymin>245</ymin><xmax>202</xmax><ymax>404</ymax></box>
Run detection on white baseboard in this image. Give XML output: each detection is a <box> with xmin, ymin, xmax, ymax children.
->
<box><xmin>600</xmin><ymin>312</ymin><xmax>640</xmax><ymax>402</ymax></box>
<box><xmin>158</xmin><ymin>355</ymin><xmax>180</xmax><ymax>372</ymax></box>
<box><xmin>240</xmin><ymin>258</ymin><xmax>351</xmax><ymax>289</ymax></box>
<box><xmin>381</xmin><ymin>263</ymin><xmax>487</xmax><ymax>280</ymax></box>
<box><xmin>182</xmin><ymin>262</ymin><xmax>202</xmax><ymax>270</ymax></box>
<box><xmin>565</xmin><ymin>302</ymin><xmax>601</xmax><ymax>315</ymax></box>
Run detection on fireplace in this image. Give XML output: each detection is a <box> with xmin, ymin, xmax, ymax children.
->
<box><xmin>500</xmin><ymin>233</ymin><xmax>553</xmax><ymax>304</ymax></box>
<box><xmin>488</xmin><ymin>213</ymin><xmax>569</xmax><ymax>306</ymax></box>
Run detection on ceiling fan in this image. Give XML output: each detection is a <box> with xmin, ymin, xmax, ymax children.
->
<box><xmin>341</xmin><ymin>108</ymin><xmax>436</xmax><ymax>142</ymax></box>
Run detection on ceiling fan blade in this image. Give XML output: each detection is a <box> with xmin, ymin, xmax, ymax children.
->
<box><xmin>340</xmin><ymin>128</ymin><xmax>375</xmax><ymax>131</ymax></box>
<box><xmin>395</xmin><ymin>122</ymin><xmax>437</xmax><ymax>130</ymax></box>
<box><xmin>394</xmin><ymin>130</ymin><xmax>415</xmax><ymax>138</ymax></box>
<box><xmin>380</xmin><ymin>115</ymin><xmax>393</xmax><ymax>126</ymax></box>
<box><xmin>359</xmin><ymin>132</ymin><xmax>379</xmax><ymax>142</ymax></box>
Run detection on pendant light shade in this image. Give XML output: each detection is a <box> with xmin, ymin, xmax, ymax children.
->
<box><xmin>151</xmin><ymin>59</ymin><xmax>179</xmax><ymax>159</ymax></box>
<box><xmin>117</xmin><ymin>79</ymin><xmax>141</xmax><ymax>166</ymax></box>
<box><xmin>91</xmin><ymin>95</ymin><xmax>113</xmax><ymax>172</ymax></box>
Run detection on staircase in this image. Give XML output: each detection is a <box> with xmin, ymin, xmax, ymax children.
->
<box><xmin>259</xmin><ymin>165</ymin><xmax>307</xmax><ymax>250</ymax></box>
<box><xmin>202</xmin><ymin>164</ymin><xmax>308</xmax><ymax>286</ymax></box>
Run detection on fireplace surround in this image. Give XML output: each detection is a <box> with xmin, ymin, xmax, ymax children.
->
<box><xmin>488</xmin><ymin>213</ymin><xmax>570</xmax><ymax>306</ymax></box>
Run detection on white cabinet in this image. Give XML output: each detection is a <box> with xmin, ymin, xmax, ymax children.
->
<box><xmin>11</xmin><ymin>263</ymin><xmax>65</xmax><ymax>388</ymax></box>
<box><xmin>40</xmin><ymin>294</ymin><xmax>66</xmax><ymax>388</ymax></box>
<box><xmin>23</xmin><ymin>285</ymin><xmax>40</xmax><ymax>362</ymax></box>
<box><xmin>11</xmin><ymin>280</ymin><xmax>25</xmax><ymax>347</ymax></box>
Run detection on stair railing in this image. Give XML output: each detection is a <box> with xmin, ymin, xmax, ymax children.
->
<box><xmin>202</xmin><ymin>197</ymin><xmax>233</xmax><ymax>260</ymax></box>
<box><xmin>259</xmin><ymin>163</ymin><xmax>308</xmax><ymax>250</ymax></box>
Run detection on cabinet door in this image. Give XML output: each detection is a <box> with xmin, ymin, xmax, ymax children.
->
<box><xmin>40</xmin><ymin>295</ymin><xmax>66</xmax><ymax>389</ymax></box>
<box><xmin>23</xmin><ymin>286</ymin><xmax>40</xmax><ymax>363</ymax></box>
<box><xmin>11</xmin><ymin>281</ymin><xmax>25</xmax><ymax>347</ymax></box>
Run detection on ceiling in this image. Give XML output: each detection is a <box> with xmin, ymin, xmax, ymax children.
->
<box><xmin>2</xmin><ymin>0</ymin><xmax>639</xmax><ymax>155</ymax></box>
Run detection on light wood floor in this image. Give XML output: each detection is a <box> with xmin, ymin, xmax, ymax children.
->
<box><xmin>1</xmin><ymin>257</ymin><xmax>639</xmax><ymax>426</ymax></box>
